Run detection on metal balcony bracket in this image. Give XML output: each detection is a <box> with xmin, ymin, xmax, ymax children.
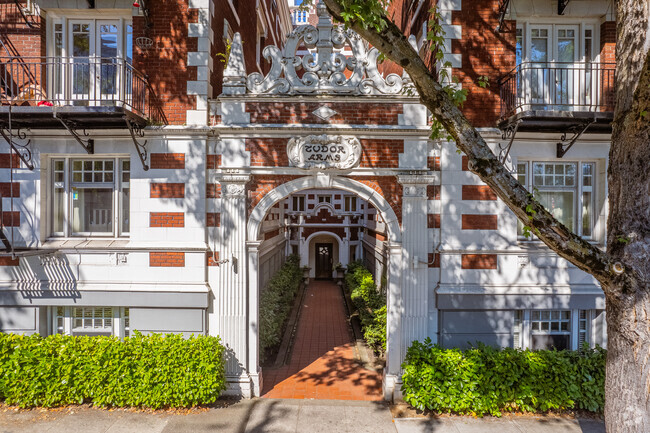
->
<box><xmin>558</xmin><ymin>0</ymin><xmax>570</xmax><ymax>15</ymax></box>
<box><xmin>0</xmin><ymin>125</ymin><xmax>34</xmax><ymax>170</ymax></box>
<box><xmin>53</xmin><ymin>113</ymin><xmax>94</xmax><ymax>154</ymax></box>
<box><xmin>495</xmin><ymin>0</ymin><xmax>511</xmax><ymax>32</ymax></box>
<box><xmin>497</xmin><ymin>119</ymin><xmax>522</xmax><ymax>165</ymax></box>
<box><xmin>556</xmin><ymin>120</ymin><xmax>595</xmax><ymax>158</ymax></box>
<box><xmin>124</xmin><ymin>117</ymin><xmax>149</xmax><ymax>171</ymax></box>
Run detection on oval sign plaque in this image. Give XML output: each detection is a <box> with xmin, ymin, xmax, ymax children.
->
<box><xmin>287</xmin><ymin>134</ymin><xmax>362</xmax><ymax>170</ymax></box>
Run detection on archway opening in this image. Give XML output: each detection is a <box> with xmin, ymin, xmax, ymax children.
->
<box><xmin>250</xmin><ymin>178</ymin><xmax>397</xmax><ymax>400</ymax></box>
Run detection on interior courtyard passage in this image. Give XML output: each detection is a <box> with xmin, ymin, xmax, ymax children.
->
<box><xmin>262</xmin><ymin>280</ymin><xmax>383</xmax><ymax>400</ymax></box>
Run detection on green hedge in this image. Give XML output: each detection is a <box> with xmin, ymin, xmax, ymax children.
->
<box><xmin>345</xmin><ymin>261</ymin><xmax>386</xmax><ymax>353</ymax></box>
<box><xmin>401</xmin><ymin>338</ymin><xmax>606</xmax><ymax>416</ymax></box>
<box><xmin>0</xmin><ymin>332</ymin><xmax>226</xmax><ymax>408</ymax></box>
<box><xmin>259</xmin><ymin>254</ymin><xmax>302</xmax><ymax>361</ymax></box>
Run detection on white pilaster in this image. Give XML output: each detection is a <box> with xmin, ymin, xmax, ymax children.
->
<box><xmin>246</xmin><ymin>240</ymin><xmax>263</xmax><ymax>396</ymax></box>
<box><xmin>209</xmin><ymin>172</ymin><xmax>251</xmax><ymax>395</ymax></box>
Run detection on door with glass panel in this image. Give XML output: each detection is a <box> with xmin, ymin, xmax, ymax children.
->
<box><xmin>554</xmin><ymin>26</ymin><xmax>579</xmax><ymax>109</ymax></box>
<box><xmin>54</xmin><ymin>20</ymin><xmax>131</xmax><ymax>106</ymax></box>
<box><xmin>527</xmin><ymin>26</ymin><xmax>551</xmax><ymax>108</ymax></box>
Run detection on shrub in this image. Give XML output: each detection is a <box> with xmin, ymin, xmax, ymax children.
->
<box><xmin>259</xmin><ymin>254</ymin><xmax>302</xmax><ymax>361</ymax></box>
<box><xmin>345</xmin><ymin>262</ymin><xmax>386</xmax><ymax>353</ymax></box>
<box><xmin>0</xmin><ymin>331</ymin><xmax>226</xmax><ymax>408</ymax></box>
<box><xmin>401</xmin><ymin>338</ymin><xmax>606</xmax><ymax>416</ymax></box>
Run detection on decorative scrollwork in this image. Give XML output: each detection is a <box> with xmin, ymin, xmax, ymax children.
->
<box><xmin>124</xmin><ymin>117</ymin><xmax>149</xmax><ymax>171</ymax></box>
<box><xmin>497</xmin><ymin>119</ymin><xmax>522</xmax><ymax>166</ymax></box>
<box><xmin>0</xmin><ymin>126</ymin><xmax>34</xmax><ymax>170</ymax></box>
<box><xmin>227</xmin><ymin>0</ymin><xmax>413</xmax><ymax>96</ymax></box>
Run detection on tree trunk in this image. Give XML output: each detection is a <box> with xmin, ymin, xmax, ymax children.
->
<box><xmin>604</xmin><ymin>286</ymin><xmax>650</xmax><ymax>432</ymax></box>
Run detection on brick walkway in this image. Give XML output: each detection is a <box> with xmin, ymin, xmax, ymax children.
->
<box><xmin>262</xmin><ymin>280</ymin><xmax>383</xmax><ymax>400</ymax></box>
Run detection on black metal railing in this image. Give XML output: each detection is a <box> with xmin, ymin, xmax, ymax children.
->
<box><xmin>499</xmin><ymin>62</ymin><xmax>615</xmax><ymax>120</ymax></box>
<box><xmin>0</xmin><ymin>56</ymin><xmax>166</xmax><ymax>124</ymax></box>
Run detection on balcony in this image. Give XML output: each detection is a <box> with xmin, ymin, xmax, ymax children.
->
<box><xmin>0</xmin><ymin>56</ymin><xmax>165</xmax><ymax>129</ymax></box>
<box><xmin>498</xmin><ymin>62</ymin><xmax>615</xmax><ymax>133</ymax></box>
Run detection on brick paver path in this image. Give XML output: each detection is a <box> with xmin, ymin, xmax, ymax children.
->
<box><xmin>262</xmin><ymin>280</ymin><xmax>383</xmax><ymax>400</ymax></box>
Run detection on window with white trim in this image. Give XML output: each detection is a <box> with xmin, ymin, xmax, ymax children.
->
<box><xmin>292</xmin><ymin>195</ymin><xmax>305</xmax><ymax>212</ymax></box>
<box><xmin>516</xmin><ymin>161</ymin><xmax>595</xmax><ymax>239</ymax></box>
<box><xmin>318</xmin><ymin>195</ymin><xmax>331</xmax><ymax>204</ymax></box>
<box><xmin>530</xmin><ymin>310</ymin><xmax>571</xmax><ymax>350</ymax></box>
<box><xmin>52</xmin><ymin>157</ymin><xmax>130</xmax><ymax>237</ymax></box>
<box><xmin>344</xmin><ymin>196</ymin><xmax>357</xmax><ymax>212</ymax></box>
<box><xmin>53</xmin><ymin>306</ymin><xmax>129</xmax><ymax>338</ymax></box>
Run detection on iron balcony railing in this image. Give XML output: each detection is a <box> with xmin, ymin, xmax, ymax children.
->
<box><xmin>0</xmin><ymin>56</ymin><xmax>166</xmax><ymax>124</ymax></box>
<box><xmin>499</xmin><ymin>62</ymin><xmax>615</xmax><ymax>120</ymax></box>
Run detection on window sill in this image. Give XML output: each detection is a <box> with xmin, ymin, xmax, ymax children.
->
<box><xmin>42</xmin><ymin>238</ymin><xmax>208</xmax><ymax>252</ymax></box>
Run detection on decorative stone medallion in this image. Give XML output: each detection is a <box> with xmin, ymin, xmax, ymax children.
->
<box><xmin>312</xmin><ymin>106</ymin><xmax>338</xmax><ymax>121</ymax></box>
<box><xmin>287</xmin><ymin>135</ymin><xmax>362</xmax><ymax>170</ymax></box>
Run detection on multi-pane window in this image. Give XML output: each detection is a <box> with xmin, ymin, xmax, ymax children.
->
<box><xmin>53</xmin><ymin>306</ymin><xmax>129</xmax><ymax>338</ymax></box>
<box><xmin>344</xmin><ymin>196</ymin><xmax>357</xmax><ymax>212</ymax></box>
<box><xmin>530</xmin><ymin>310</ymin><xmax>571</xmax><ymax>350</ymax></box>
<box><xmin>52</xmin><ymin>158</ymin><xmax>130</xmax><ymax>237</ymax></box>
<box><xmin>516</xmin><ymin>161</ymin><xmax>595</xmax><ymax>238</ymax></box>
<box><xmin>73</xmin><ymin>307</ymin><xmax>113</xmax><ymax>336</ymax></box>
<box><xmin>318</xmin><ymin>195</ymin><xmax>331</xmax><ymax>204</ymax></box>
<box><xmin>292</xmin><ymin>195</ymin><xmax>305</xmax><ymax>212</ymax></box>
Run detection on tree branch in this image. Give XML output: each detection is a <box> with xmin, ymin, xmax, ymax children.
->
<box><xmin>323</xmin><ymin>0</ymin><xmax>619</xmax><ymax>287</ymax></box>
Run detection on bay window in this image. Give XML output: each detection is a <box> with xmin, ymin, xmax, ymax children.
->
<box><xmin>52</xmin><ymin>157</ymin><xmax>130</xmax><ymax>237</ymax></box>
<box><xmin>516</xmin><ymin>161</ymin><xmax>595</xmax><ymax>239</ymax></box>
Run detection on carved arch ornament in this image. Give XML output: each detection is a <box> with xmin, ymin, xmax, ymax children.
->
<box><xmin>233</xmin><ymin>1</ymin><xmax>411</xmax><ymax>96</ymax></box>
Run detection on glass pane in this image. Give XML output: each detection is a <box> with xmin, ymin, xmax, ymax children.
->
<box><xmin>561</xmin><ymin>322</ymin><xmax>569</xmax><ymax>331</ymax></box>
<box><xmin>541</xmin><ymin>322</ymin><xmax>550</xmax><ymax>331</ymax></box>
<box><xmin>121</xmin><ymin>187</ymin><xmax>130</xmax><ymax>233</ymax></box>
<box><xmin>531</xmin><ymin>322</ymin><xmax>539</xmax><ymax>331</ymax></box>
<box><xmin>582</xmin><ymin>191</ymin><xmax>592</xmax><ymax>237</ymax></box>
<box><xmin>84</xmin><ymin>161</ymin><xmax>92</xmax><ymax>171</ymax></box>
<box><xmin>72</xmin><ymin>188</ymin><xmax>114</xmax><ymax>234</ymax></box>
<box><xmin>551</xmin><ymin>322</ymin><xmax>559</xmax><ymax>331</ymax></box>
<box><xmin>516</xmin><ymin>28</ymin><xmax>523</xmax><ymax>65</ymax></box>
<box><xmin>531</xmin><ymin>37</ymin><xmax>548</xmax><ymax>62</ymax></box>
<box><xmin>55</xmin><ymin>160</ymin><xmax>64</xmax><ymax>171</ymax></box>
<box><xmin>84</xmin><ymin>172</ymin><xmax>92</xmax><ymax>182</ymax></box>
<box><xmin>562</xmin><ymin>311</ymin><xmax>571</xmax><ymax>320</ymax></box>
<box><xmin>72</xmin><ymin>24</ymin><xmax>91</xmax><ymax>96</ymax></box>
<box><xmin>541</xmin><ymin>311</ymin><xmax>550</xmax><ymax>320</ymax></box>
<box><xmin>53</xmin><ymin>187</ymin><xmax>65</xmax><ymax>233</ymax></box>
<box><xmin>73</xmin><ymin>160</ymin><xmax>83</xmax><ymax>171</ymax></box>
<box><xmin>538</xmin><ymin>191</ymin><xmax>575</xmax><ymax>231</ymax></box>
<box><xmin>105</xmin><ymin>160</ymin><xmax>114</xmax><ymax>171</ymax></box>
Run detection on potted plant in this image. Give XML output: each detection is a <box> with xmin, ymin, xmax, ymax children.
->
<box><xmin>335</xmin><ymin>263</ymin><xmax>346</xmax><ymax>280</ymax></box>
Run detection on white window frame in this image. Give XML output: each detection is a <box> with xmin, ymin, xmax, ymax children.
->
<box><xmin>51</xmin><ymin>306</ymin><xmax>130</xmax><ymax>338</ymax></box>
<box><xmin>516</xmin><ymin>20</ymin><xmax>600</xmax><ymax>65</ymax></box>
<box><xmin>317</xmin><ymin>195</ymin><xmax>332</xmax><ymax>204</ymax></box>
<box><xmin>516</xmin><ymin>159</ymin><xmax>597</xmax><ymax>241</ymax></box>
<box><xmin>344</xmin><ymin>196</ymin><xmax>357</xmax><ymax>212</ymax></box>
<box><xmin>50</xmin><ymin>156</ymin><xmax>130</xmax><ymax>239</ymax></box>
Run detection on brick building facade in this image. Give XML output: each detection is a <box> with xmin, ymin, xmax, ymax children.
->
<box><xmin>0</xmin><ymin>0</ymin><xmax>614</xmax><ymax>400</ymax></box>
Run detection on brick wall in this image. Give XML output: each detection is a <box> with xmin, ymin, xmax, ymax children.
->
<box><xmin>245</xmin><ymin>102</ymin><xmax>403</xmax><ymax>125</ymax></box>
<box><xmin>149</xmin><ymin>252</ymin><xmax>185</xmax><ymax>267</ymax></box>
<box><xmin>0</xmin><ymin>182</ymin><xmax>20</xmax><ymax>198</ymax></box>
<box><xmin>150</xmin><ymin>153</ymin><xmax>185</xmax><ymax>169</ymax></box>
<box><xmin>132</xmin><ymin>1</ymin><xmax>198</xmax><ymax>124</ymax></box>
<box><xmin>461</xmin><ymin>254</ymin><xmax>497</xmax><ymax>269</ymax></box>
<box><xmin>0</xmin><ymin>256</ymin><xmax>19</xmax><ymax>266</ymax></box>
<box><xmin>451</xmin><ymin>0</ymin><xmax>516</xmax><ymax>127</ymax></box>
<box><xmin>150</xmin><ymin>212</ymin><xmax>185</xmax><ymax>228</ymax></box>
<box><xmin>150</xmin><ymin>183</ymin><xmax>185</xmax><ymax>199</ymax></box>
<box><xmin>206</xmin><ymin>212</ymin><xmax>221</xmax><ymax>227</ymax></box>
<box><xmin>0</xmin><ymin>154</ymin><xmax>21</xmax><ymax>169</ymax></box>
<box><xmin>462</xmin><ymin>185</ymin><xmax>497</xmax><ymax>201</ymax></box>
<box><xmin>462</xmin><ymin>214</ymin><xmax>497</xmax><ymax>230</ymax></box>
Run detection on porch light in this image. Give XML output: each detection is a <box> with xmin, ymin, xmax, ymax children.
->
<box><xmin>132</xmin><ymin>1</ymin><xmax>140</xmax><ymax>7</ymax></box>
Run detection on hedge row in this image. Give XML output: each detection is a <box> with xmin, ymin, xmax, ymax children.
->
<box><xmin>402</xmin><ymin>338</ymin><xmax>606</xmax><ymax>416</ymax></box>
<box><xmin>259</xmin><ymin>254</ymin><xmax>302</xmax><ymax>361</ymax></box>
<box><xmin>345</xmin><ymin>261</ymin><xmax>386</xmax><ymax>353</ymax></box>
<box><xmin>0</xmin><ymin>332</ymin><xmax>226</xmax><ymax>408</ymax></box>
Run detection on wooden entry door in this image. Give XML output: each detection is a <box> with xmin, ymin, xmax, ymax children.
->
<box><xmin>315</xmin><ymin>243</ymin><xmax>333</xmax><ymax>279</ymax></box>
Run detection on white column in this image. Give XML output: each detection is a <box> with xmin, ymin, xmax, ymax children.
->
<box><xmin>384</xmin><ymin>242</ymin><xmax>404</xmax><ymax>401</ymax></box>
<box><xmin>386</xmin><ymin>175</ymin><xmax>434</xmax><ymax>402</ymax></box>
<box><xmin>247</xmin><ymin>240</ymin><xmax>263</xmax><ymax>396</ymax></box>
<box><xmin>209</xmin><ymin>173</ymin><xmax>252</xmax><ymax>397</ymax></box>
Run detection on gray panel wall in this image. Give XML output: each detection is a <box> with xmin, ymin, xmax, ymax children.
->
<box><xmin>130</xmin><ymin>308</ymin><xmax>206</xmax><ymax>337</ymax></box>
<box><xmin>0</xmin><ymin>307</ymin><xmax>40</xmax><ymax>335</ymax></box>
<box><xmin>440</xmin><ymin>310</ymin><xmax>514</xmax><ymax>349</ymax></box>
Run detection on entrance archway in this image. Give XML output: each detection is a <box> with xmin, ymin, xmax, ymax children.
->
<box><xmin>245</xmin><ymin>175</ymin><xmax>403</xmax><ymax>398</ymax></box>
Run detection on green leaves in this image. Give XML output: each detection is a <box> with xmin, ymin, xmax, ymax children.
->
<box><xmin>259</xmin><ymin>254</ymin><xmax>302</xmax><ymax>361</ymax></box>
<box><xmin>401</xmin><ymin>340</ymin><xmax>606</xmax><ymax>416</ymax></box>
<box><xmin>345</xmin><ymin>261</ymin><xmax>387</xmax><ymax>353</ymax></box>
<box><xmin>0</xmin><ymin>332</ymin><xmax>227</xmax><ymax>409</ymax></box>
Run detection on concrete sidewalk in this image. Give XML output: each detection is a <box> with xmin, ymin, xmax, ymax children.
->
<box><xmin>0</xmin><ymin>398</ymin><xmax>605</xmax><ymax>433</ymax></box>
